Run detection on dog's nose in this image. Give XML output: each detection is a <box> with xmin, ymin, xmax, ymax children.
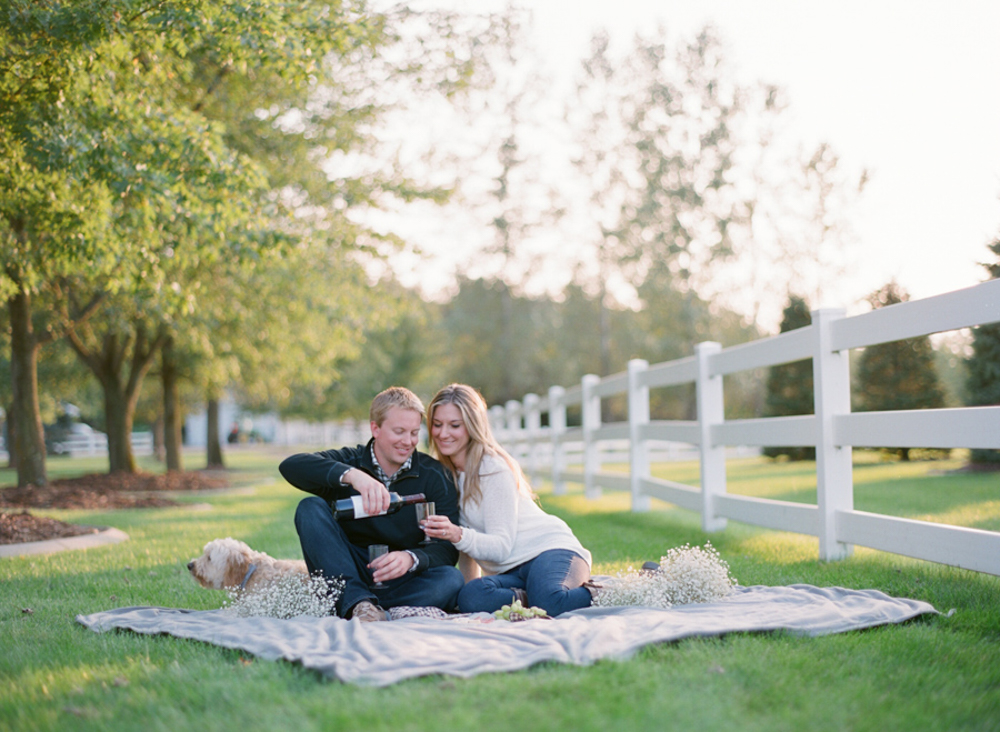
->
<box><xmin>186</xmin><ymin>561</ymin><xmax>194</xmax><ymax>570</ymax></box>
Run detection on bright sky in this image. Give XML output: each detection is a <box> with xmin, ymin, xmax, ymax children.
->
<box><xmin>390</xmin><ymin>1</ymin><xmax>1000</xmax><ymax>330</ymax></box>
<box><xmin>531</xmin><ymin>0</ymin><xmax>1000</xmax><ymax>303</ymax></box>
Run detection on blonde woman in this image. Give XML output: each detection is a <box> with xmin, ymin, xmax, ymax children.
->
<box><xmin>420</xmin><ymin>384</ymin><xmax>594</xmax><ymax>616</ymax></box>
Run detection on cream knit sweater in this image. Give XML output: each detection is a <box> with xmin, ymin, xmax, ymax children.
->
<box><xmin>453</xmin><ymin>454</ymin><xmax>592</xmax><ymax>575</ymax></box>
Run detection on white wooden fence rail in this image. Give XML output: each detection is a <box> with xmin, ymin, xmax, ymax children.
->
<box><xmin>490</xmin><ymin>280</ymin><xmax>1000</xmax><ymax>576</ymax></box>
<box><xmin>47</xmin><ymin>431</ymin><xmax>155</xmax><ymax>458</ymax></box>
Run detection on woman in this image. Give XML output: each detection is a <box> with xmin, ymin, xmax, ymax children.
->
<box><xmin>421</xmin><ymin>383</ymin><xmax>594</xmax><ymax>617</ymax></box>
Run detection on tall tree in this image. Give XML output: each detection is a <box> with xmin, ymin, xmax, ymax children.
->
<box><xmin>965</xmin><ymin>234</ymin><xmax>1000</xmax><ymax>466</ymax></box>
<box><xmin>0</xmin><ymin>1</ymin><xmax>299</xmax><ymax>480</ymax></box>
<box><xmin>566</xmin><ymin>27</ymin><xmax>865</xmax><ymax>338</ymax></box>
<box><xmin>564</xmin><ymin>24</ymin><xmax>802</xmax><ymax>401</ymax></box>
<box><xmin>435</xmin><ymin>277</ymin><xmax>545</xmax><ymax>406</ymax></box>
<box><xmin>63</xmin><ymin>305</ymin><xmax>167</xmax><ymax>474</ymax></box>
<box><xmin>763</xmin><ymin>295</ymin><xmax>815</xmax><ymax>461</ymax></box>
<box><xmin>3</xmin><ymin>2</ymin><xmax>507</xmax><ymax>479</ymax></box>
<box><xmin>566</xmin><ymin>31</ymin><xmax>634</xmax><ymax>378</ymax></box>
<box><xmin>154</xmin><ymin>5</ymin><xmax>510</xmax><ymax>463</ymax></box>
<box><xmin>567</xmin><ymin>28</ymin><xmax>757</xmax><ymax>338</ymax></box>
<box><xmin>854</xmin><ymin>282</ymin><xmax>945</xmax><ymax>461</ymax></box>
<box><xmin>1</xmin><ymin>2</ymin><xmax>118</xmax><ymax>485</ymax></box>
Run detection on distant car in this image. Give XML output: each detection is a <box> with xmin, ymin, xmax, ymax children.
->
<box><xmin>44</xmin><ymin>422</ymin><xmax>101</xmax><ymax>456</ymax></box>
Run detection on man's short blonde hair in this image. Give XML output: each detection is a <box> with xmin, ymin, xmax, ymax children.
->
<box><xmin>370</xmin><ymin>386</ymin><xmax>425</xmax><ymax>426</ymax></box>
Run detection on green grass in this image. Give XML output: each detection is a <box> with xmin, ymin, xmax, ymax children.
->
<box><xmin>2</xmin><ymin>451</ymin><xmax>999</xmax><ymax>732</ymax></box>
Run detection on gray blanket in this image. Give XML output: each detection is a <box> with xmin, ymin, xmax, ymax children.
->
<box><xmin>76</xmin><ymin>584</ymin><xmax>938</xmax><ymax>686</ymax></box>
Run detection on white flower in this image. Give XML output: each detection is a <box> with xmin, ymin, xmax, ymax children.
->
<box><xmin>221</xmin><ymin>573</ymin><xmax>344</xmax><ymax>619</ymax></box>
<box><xmin>593</xmin><ymin>542</ymin><xmax>737</xmax><ymax>609</ymax></box>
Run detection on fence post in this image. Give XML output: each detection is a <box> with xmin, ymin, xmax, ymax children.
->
<box><xmin>523</xmin><ymin>393</ymin><xmax>541</xmax><ymax>485</ymax></box>
<box><xmin>628</xmin><ymin>359</ymin><xmax>651</xmax><ymax>512</ymax></box>
<box><xmin>488</xmin><ymin>406</ymin><xmax>504</xmax><ymax>438</ymax></box>
<box><xmin>812</xmin><ymin>308</ymin><xmax>854</xmax><ymax>561</ymax></box>
<box><xmin>505</xmin><ymin>400</ymin><xmax>523</xmax><ymax>465</ymax></box>
<box><xmin>696</xmin><ymin>341</ymin><xmax>727</xmax><ymax>532</ymax></box>
<box><xmin>548</xmin><ymin>385</ymin><xmax>567</xmax><ymax>495</ymax></box>
<box><xmin>581</xmin><ymin>373</ymin><xmax>602</xmax><ymax>499</ymax></box>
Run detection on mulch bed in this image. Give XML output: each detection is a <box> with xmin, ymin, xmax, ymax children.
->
<box><xmin>0</xmin><ymin>511</ymin><xmax>101</xmax><ymax>544</ymax></box>
<box><xmin>0</xmin><ymin>470</ymin><xmax>230</xmax><ymax>545</ymax></box>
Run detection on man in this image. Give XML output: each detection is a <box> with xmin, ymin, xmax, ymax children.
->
<box><xmin>279</xmin><ymin>387</ymin><xmax>464</xmax><ymax>622</ymax></box>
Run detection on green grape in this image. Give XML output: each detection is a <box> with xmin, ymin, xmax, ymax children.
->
<box><xmin>494</xmin><ymin>599</ymin><xmax>551</xmax><ymax>621</ymax></box>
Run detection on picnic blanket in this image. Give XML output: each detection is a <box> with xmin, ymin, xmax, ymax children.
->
<box><xmin>76</xmin><ymin>584</ymin><xmax>939</xmax><ymax>686</ymax></box>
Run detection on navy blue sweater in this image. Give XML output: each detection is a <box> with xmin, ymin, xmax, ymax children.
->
<box><xmin>278</xmin><ymin>440</ymin><xmax>460</xmax><ymax>571</ymax></box>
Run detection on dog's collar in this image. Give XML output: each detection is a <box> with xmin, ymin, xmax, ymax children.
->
<box><xmin>238</xmin><ymin>563</ymin><xmax>258</xmax><ymax>592</ymax></box>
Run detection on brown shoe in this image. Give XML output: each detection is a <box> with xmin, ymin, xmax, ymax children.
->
<box><xmin>350</xmin><ymin>600</ymin><xmax>387</xmax><ymax>622</ymax></box>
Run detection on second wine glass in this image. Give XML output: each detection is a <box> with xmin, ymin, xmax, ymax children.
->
<box><xmin>368</xmin><ymin>544</ymin><xmax>388</xmax><ymax>588</ymax></box>
<box><xmin>414</xmin><ymin>501</ymin><xmax>436</xmax><ymax>545</ymax></box>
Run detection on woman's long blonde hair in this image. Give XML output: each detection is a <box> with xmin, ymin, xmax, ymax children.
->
<box><xmin>426</xmin><ymin>384</ymin><xmax>534</xmax><ymax>509</ymax></box>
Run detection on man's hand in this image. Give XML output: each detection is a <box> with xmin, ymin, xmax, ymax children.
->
<box><xmin>368</xmin><ymin>550</ymin><xmax>415</xmax><ymax>583</ymax></box>
<box><xmin>342</xmin><ymin>469</ymin><xmax>391</xmax><ymax>515</ymax></box>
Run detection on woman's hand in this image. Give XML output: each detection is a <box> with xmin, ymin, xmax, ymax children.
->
<box><xmin>422</xmin><ymin>514</ymin><xmax>462</xmax><ymax>544</ymax></box>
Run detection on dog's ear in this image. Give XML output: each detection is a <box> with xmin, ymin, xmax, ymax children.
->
<box><xmin>222</xmin><ymin>551</ymin><xmax>250</xmax><ymax>589</ymax></box>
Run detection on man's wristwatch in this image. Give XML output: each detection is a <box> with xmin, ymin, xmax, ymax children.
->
<box><xmin>404</xmin><ymin>549</ymin><xmax>419</xmax><ymax>573</ymax></box>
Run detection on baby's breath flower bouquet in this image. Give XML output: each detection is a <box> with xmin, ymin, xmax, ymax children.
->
<box><xmin>592</xmin><ymin>542</ymin><xmax>737</xmax><ymax>609</ymax></box>
<box><xmin>222</xmin><ymin>574</ymin><xmax>343</xmax><ymax>619</ymax></box>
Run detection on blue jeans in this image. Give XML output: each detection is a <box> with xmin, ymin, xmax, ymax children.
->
<box><xmin>457</xmin><ymin>549</ymin><xmax>592</xmax><ymax>617</ymax></box>
<box><xmin>295</xmin><ymin>497</ymin><xmax>464</xmax><ymax>617</ymax></box>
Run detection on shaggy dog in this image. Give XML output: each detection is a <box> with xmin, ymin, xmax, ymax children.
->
<box><xmin>187</xmin><ymin>537</ymin><xmax>308</xmax><ymax>593</ymax></box>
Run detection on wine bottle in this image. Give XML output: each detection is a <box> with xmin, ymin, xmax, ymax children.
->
<box><xmin>333</xmin><ymin>492</ymin><xmax>426</xmax><ymax>520</ymax></box>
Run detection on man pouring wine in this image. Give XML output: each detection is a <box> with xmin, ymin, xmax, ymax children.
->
<box><xmin>279</xmin><ymin>387</ymin><xmax>464</xmax><ymax>622</ymax></box>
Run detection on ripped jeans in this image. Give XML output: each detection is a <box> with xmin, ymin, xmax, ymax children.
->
<box><xmin>456</xmin><ymin>549</ymin><xmax>591</xmax><ymax>616</ymax></box>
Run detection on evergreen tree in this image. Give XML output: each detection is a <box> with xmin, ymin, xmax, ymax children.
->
<box><xmin>763</xmin><ymin>295</ymin><xmax>815</xmax><ymax>460</ymax></box>
<box><xmin>854</xmin><ymin>282</ymin><xmax>945</xmax><ymax>461</ymax></box>
<box><xmin>966</xmin><ymin>235</ymin><xmax>1000</xmax><ymax>466</ymax></box>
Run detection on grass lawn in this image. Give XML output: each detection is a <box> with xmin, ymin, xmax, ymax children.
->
<box><xmin>2</xmin><ymin>449</ymin><xmax>999</xmax><ymax>732</ymax></box>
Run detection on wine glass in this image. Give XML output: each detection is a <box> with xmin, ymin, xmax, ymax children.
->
<box><xmin>414</xmin><ymin>501</ymin><xmax>436</xmax><ymax>545</ymax></box>
<box><xmin>368</xmin><ymin>544</ymin><xmax>389</xmax><ymax>588</ymax></box>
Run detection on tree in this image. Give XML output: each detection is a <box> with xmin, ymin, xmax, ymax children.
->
<box><xmin>314</xmin><ymin>283</ymin><xmax>441</xmax><ymax>417</ymax></box>
<box><xmin>966</xmin><ymin>234</ymin><xmax>1000</xmax><ymax>466</ymax></box>
<box><xmin>854</xmin><ymin>282</ymin><xmax>945</xmax><ymax>461</ymax></box>
<box><xmin>566</xmin><ymin>31</ymin><xmax>637</xmax><ymax>379</ymax></box>
<box><xmin>565</xmin><ymin>27</ymin><xmax>866</xmax><ymax>339</ymax></box>
<box><xmin>434</xmin><ymin>277</ymin><xmax>545</xmax><ymax>406</ymax></box>
<box><xmin>2</xmin><ymin>2</ymin><xmax>508</xmax><ymax>479</ymax></box>
<box><xmin>566</xmin><ymin>28</ymin><xmax>759</xmax><ymax>340</ymax></box>
<box><xmin>145</xmin><ymin>5</ymin><xmax>512</xmax><ymax>465</ymax></box>
<box><xmin>62</xmin><ymin>296</ymin><xmax>169</xmax><ymax>473</ymax></box>
<box><xmin>762</xmin><ymin>295</ymin><xmax>815</xmax><ymax>461</ymax></box>
<box><xmin>1</xmin><ymin>1</ymin><xmax>305</xmax><ymax>480</ymax></box>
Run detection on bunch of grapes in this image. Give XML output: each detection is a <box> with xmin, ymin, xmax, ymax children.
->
<box><xmin>493</xmin><ymin>599</ymin><xmax>550</xmax><ymax>621</ymax></box>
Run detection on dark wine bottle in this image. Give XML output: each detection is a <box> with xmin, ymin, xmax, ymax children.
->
<box><xmin>333</xmin><ymin>492</ymin><xmax>426</xmax><ymax>520</ymax></box>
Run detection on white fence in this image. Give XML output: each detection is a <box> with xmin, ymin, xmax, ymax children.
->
<box><xmin>47</xmin><ymin>431</ymin><xmax>155</xmax><ymax>458</ymax></box>
<box><xmin>272</xmin><ymin>419</ymin><xmax>371</xmax><ymax>448</ymax></box>
<box><xmin>491</xmin><ymin>280</ymin><xmax>1000</xmax><ymax>577</ymax></box>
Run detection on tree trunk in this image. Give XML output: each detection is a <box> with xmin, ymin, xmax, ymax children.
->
<box><xmin>66</xmin><ymin>324</ymin><xmax>165</xmax><ymax>475</ymax></box>
<box><xmin>8</xmin><ymin>289</ymin><xmax>47</xmax><ymax>487</ymax></box>
<box><xmin>499</xmin><ymin>282</ymin><xmax>513</xmax><ymax>402</ymax></box>
<box><xmin>151</xmin><ymin>414</ymin><xmax>165</xmax><ymax>462</ymax></box>
<box><xmin>162</xmin><ymin>337</ymin><xmax>183</xmax><ymax>472</ymax></box>
<box><xmin>5</xmin><ymin>401</ymin><xmax>16</xmax><ymax>470</ymax></box>
<box><xmin>103</xmin><ymin>378</ymin><xmax>136</xmax><ymax>474</ymax></box>
<box><xmin>598</xmin><ymin>278</ymin><xmax>611</xmax><ymax>378</ymax></box>
<box><xmin>206</xmin><ymin>395</ymin><xmax>224</xmax><ymax>468</ymax></box>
